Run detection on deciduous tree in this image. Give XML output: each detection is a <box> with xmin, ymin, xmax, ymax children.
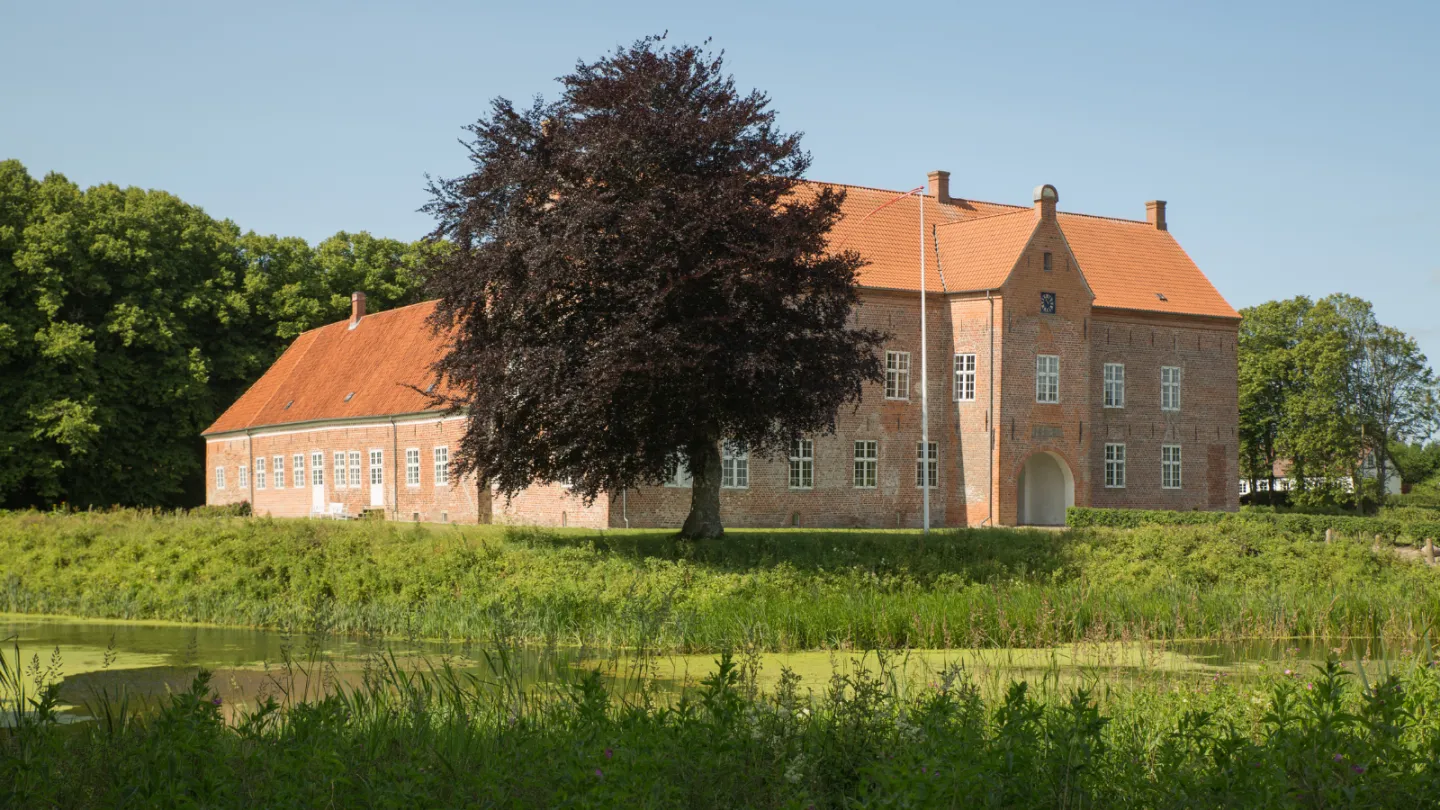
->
<box><xmin>423</xmin><ymin>37</ymin><xmax>885</xmax><ymax>538</ymax></box>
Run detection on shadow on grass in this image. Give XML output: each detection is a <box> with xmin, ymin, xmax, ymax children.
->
<box><xmin>497</xmin><ymin>524</ymin><xmax>1073</xmax><ymax>583</ymax></box>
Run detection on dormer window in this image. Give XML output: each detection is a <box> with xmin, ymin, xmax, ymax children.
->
<box><xmin>1155</xmin><ymin>292</ymin><xmax>1168</xmax><ymax>302</ymax></box>
<box><xmin>344</xmin><ymin>392</ymin><xmax>355</xmax><ymax>402</ymax></box>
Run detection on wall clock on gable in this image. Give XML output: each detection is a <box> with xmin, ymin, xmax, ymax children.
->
<box><xmin>1040</xmin><ymin>292</ymin><xmax>1057</xmax><ymax>315</ymax></box>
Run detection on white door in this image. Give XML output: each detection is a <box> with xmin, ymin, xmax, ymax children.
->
<box><xmin>370</xmin><ymin>482</ymin><xmax>384</xmax><ymax>508</ymax></box>
<box><xmin>312</xmin><ymin>484</ymin><xmax>325</xmax><ymax>515</ymax></box>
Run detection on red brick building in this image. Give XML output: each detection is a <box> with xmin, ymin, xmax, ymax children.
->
<box><xmin>204</xmin><ymin>173</ymin><xmax>1240</xmax><ymax>527</ymax></box>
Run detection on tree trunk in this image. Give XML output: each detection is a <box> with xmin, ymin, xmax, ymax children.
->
<box><xmin>680</xmin><ymin>437</ymin><xmax>724</xmax><ymax>539</ymax></box>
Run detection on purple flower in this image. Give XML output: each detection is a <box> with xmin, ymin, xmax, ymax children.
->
<box><xmin>1352</xmin><ymin>765</ymin><xmax>1366</xmax><ymax>775</ymax></box>
<box><xmin>594</xmin><ymin>768</ymin><xmax>603</xmax><ymax>778</ymax></box>
<box><xmin>1306</xmin><ymin>683</ymin><xmax>1314</xmax><ymax>691</ymax></box>
<box><xmin>212</xmin><ymin>696</ymin><xmax>222</xmax><ymax>706</ymax></box>
<box><xmin>921</xmin><ymin>766</ymin><xmax>927</xmax><ymax>774</ymax></box>
<box><xmin>1333</xmin><ymin>754</ymin><xmax>1344</xmax><ymax>762</ymax></box>
<box><xmin>604</xmin><ymin>748</ymin><xmax>613</xmax><ymax>759</ymax></box>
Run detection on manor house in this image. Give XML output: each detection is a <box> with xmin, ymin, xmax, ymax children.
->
<box><xmin>203</xmin><ymin>172</ymin><xmax>1240</xmax><ymax>527</ymax></box>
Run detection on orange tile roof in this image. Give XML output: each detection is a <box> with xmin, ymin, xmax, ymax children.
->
<box><xmin>209</xmin><ymin>179</ymin><xmax>1237</xmax><ymax>433</ymax></box>
<box><xmin>808</xmin><ymin>180</ymin><xmax>1236</xmax><ymax>319</ymax></box>
<box><xmin>1056</xmin><ymin>213</ymin><xmax>1239</xmax><ymax>319</ymax></box>
<box><xmin>810</xmin><ymin>181</ymin><xmax>1020</xmax><ymax>293</ymax></box>
<box><xmin>204</xmin><ymin>300</ymin><xmax>451</xmax><ymax>435</ymax></box>
<box><xmin>932</xmin><ymin>210</ymin><xmax>1038</xmax><ymax>292</ymax></box>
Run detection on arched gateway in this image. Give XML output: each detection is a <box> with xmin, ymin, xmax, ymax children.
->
<box><xmin>1016</xmin><ymin>451</ymin><xmax>1075</xmax><ymax>526</ymax></box>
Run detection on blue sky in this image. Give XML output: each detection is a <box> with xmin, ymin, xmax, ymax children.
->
<box><xmin>3</xmin><ymin>1</ymin><xmax>1437</xmax><ymax>365</ymax></box>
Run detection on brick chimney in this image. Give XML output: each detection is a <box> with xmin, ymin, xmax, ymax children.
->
<box><xmin>1033</xmin><ymin>184</ymin><xmax>1058</xmax><ymax>220</ymax></box>
<box><xmin>349</xmin><ymin>291</ymin><xmax>366</xmax><ymax>329</ymax></box>
<box><xmin>1146</xmin><ymin>200</ymin><xmax>1167</xmax><ymax>231</ymax></box>
<box><xmin>927</xmin><ymin>170</ymin><xmax>951</xmax><ymax>204</ymax></box>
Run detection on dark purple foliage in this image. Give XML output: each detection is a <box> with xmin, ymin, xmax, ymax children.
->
<box><xmin>422</xmin><ymin>36</ymin><xmax>884</xmax><ymax>537</ymax></box>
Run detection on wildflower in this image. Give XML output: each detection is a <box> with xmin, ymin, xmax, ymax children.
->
<box><xmin>1333</xmin><ymin>754</ymin><xmax>1344</xmax><ymax>762</ymax></box>
<box><xmin>594</xmin><ymin>768</ymin><xmax>603</xmax><ymax>779</ymax></box>
<box><xmin>212</xmin><ymin>696</ymin><xmax>222</xmax><ymax>706</ymax></box>
<box><xmin>604</xmin><ymin>748</ymin><xmax>613</xmax><ymax>759</ymax></box>
<box><xmin>1306</xmin><ymin>683</ymin><xmax>1314</xmax><ymax>691</ymax></box>
<box><xmin>1284</xmin><ymin>669</ymin><xmax>1294</xmax><ymax>676</ymax></box>
<box><xmin>1352</xmin><ymin>765</ymin><xmax>1366</xmax><ymax>775</ymax></box>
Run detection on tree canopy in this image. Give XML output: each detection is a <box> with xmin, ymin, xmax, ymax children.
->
<box><xmin>1238</xmin><ymin>293</ymin><xmax>1438</xmax><ymax>508</ymax></box>
<box><xmin>0</xmin><ymin>159</ymin><xmax>429</xmax><ymax>509</ymax></box>
<box><xmin>423</xmin><ymin>37</ymin><xmax>885</xmax><ymax>538</ymax></box>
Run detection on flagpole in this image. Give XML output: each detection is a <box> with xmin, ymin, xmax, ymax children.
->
<box><xmin>919</xmin><ymin>189</ymin><xmax>930</xmax><ymax>535</ymax></box>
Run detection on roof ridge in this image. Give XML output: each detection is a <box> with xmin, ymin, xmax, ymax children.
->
<box><xmin>1057</xmin><ymin>210</ymin><xmax>1153</xmax><ymax>226</ymax></box>
<box><xmin>935</xmin><ymin>208</ymin><xmax>1035</xmax><ymax>228</ymax></box>
<box><xmin>298</xmin><ymin>297</ymin><xmax>439</xmax><ymax>338</ymax></box>
<box><xmin>805</xmin><ymin>178</ymin><xmax>1025</xmax><ymax>211</ymax></box>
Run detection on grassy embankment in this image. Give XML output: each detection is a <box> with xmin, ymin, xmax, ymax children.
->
<box><xmin>5</xmin><ymin>641</ymin><xmax>1440</xmax><ymax>808</ymax></box>
<box><xmin>4</xmin><ymin>510</ymin><xmax>1438</xmax><ymax>651</ymax></box>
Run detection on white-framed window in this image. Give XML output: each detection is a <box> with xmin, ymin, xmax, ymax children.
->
<box><xmin>215</xmin><ymin>467</ymin><xmax>226</xmax><ymax>490</ymax></box>
<box><xmin>238</xmin><ymin>465</ymin><xmax>248</xmax><ymax>488</ymax></box>
<box><xmin>664</xmin><ymin>456</ymin><xmax>691</xmax><ymax>488</ymax></box>
<box><xmin>721</xmin><ymin>442</ymin><xmax>749</xmax><ymax>489</ymax></box>
<box><xmin>885</xmin><ymin>351</ymin><xmax>911</xmax><ymax>400</ymax></box>
<box><xmin>348</xmin><ymin>451</ymin><xmax>361</xmax><ymax>487</ymax></box>
<box><xmin>334</xmin><ymin>452</ymin><xmax>347</xmax><ymax>489</ymax></box>
<box><xmin>1036</xmin><ymin>355</ymin><xmax>1060</xmax><ymax>404</ymax></box>
<box><xmin>1258</xmin><ymin>479</ymin><xmax>1270</xmax><ymax>492</ymax></box>
<box><xmin>434</xmin><ymin>446</ymin><xmax>450</xmax><ymax>486</ymax></box>
<box><xmin>1239</xmin><ymin>479</ymin><xmax>1250</xmax><ymax>495</ymax></box>
<box><xmin>789</xmin><ymin>439</ymin><xmax>814</xmax><ymax>489</ymax></box>
<box><xmin>292</xmin><ymin>454</ymin><xmax>304</xmax><ymax>488</ymax></box>
<box><xmin>311</xmin><ymin>452</ymin><xmax>324</xmax><ymax>486</ymax></box>
<box><xmin>255</xmin><ymin>456</ymin><xmax>267</xmax><ymax>490</ymax></box>
<box><xmin>273</xmin><ymin>455</ymin><xmax>285</xmax><ymax>489</ymax></box>
<box><xmin>953</xmin><ymin>353</ymin><xmax>976</xmax><ymax>402</ymax></box>
<box><xmin>1162</xmin><ymin>445</ymin><xmax>1182</xmax><ymax>489</ymax></box>
<box><xmin>369</xmin><ymin>450</ymin><xmax>384</xmax><ymax>486</ymax></box>
<box><xmin>1161</xmin><ymin>366</ymin><xmax>1182</xmax><ymax>412</ymax></box>
<box><xmin>853</xmin><ymin>440</ymin><xmax>878</xmax><ymax>489</ymax></box>
<box><xmin>916</xmin><ymin>442</ymin><xmax>938</xmax><ymax>488</ymax></box>
<box><xmin>1103</xmin><ymin>363</ymin><xmax>1125</xmax><ymax>408</ymax></box>
<box><xmin>405</xmin><ymin>448</ymin><xmax>421</xmax><ymax>487</ymax></box>
<box><xmin>1104</xmin><ymin>443</ymin><xmax>1126</xmax><ymax>488</ymax></box>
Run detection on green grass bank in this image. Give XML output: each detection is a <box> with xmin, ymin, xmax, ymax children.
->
<box><xmin>6</xmin><ymin>646</ymin><xmax>1440</xmax><ymax>808</ymax></box>
<box><xmin>3</xmin><ymin>510</ymin><xmax>1439</xmax><ymax>651</ymax></box>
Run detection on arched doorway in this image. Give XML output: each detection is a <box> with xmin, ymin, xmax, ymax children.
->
<box><xmin>1016</xmin><ymin>451</ymin><xmax>1075</xmax><ymax>526</ymax></box>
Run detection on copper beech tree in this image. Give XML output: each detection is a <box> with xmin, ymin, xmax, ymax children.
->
<box><xmin>423</xmin><ymin>37</ymin><xmax>884</xmax><ymax>538</ymax></box>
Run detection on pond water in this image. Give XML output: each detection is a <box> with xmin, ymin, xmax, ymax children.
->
<box><xmin>1</xmin><ymin>614</ymin><xmax>1410</xmax><ymax>723</ymax></box>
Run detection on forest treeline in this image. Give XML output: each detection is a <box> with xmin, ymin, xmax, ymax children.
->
<box><xmin>0</xmin><ymin>160</ymin><xmax>435</xmax><ymax>508</ymax></box>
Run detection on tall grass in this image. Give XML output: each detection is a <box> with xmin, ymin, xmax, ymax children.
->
<box><xmin>3</xmin><ymin>510</ymin><xmax>1438</xmax><ymax>651</ymax></box>
<box><xmin>5</xmin><ymin>639</ymin><xmax>1440</xmax><ymax>808</ymax></box>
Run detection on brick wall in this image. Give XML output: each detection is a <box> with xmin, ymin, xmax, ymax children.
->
<box><xmin>205</xmin><ymin>416</ymin><xmax>487</xmax><ymax>524</ymax></box>
<box><xmin>1087</xmin><ymin>310</ymin><xmax>1240</xmax><ymax>512</ymax></box>
<box><xmin>205</xmin><ymin>246</ymin><xmax>1240</xmax><ymax>527</ymax></box>
<box><xmin>994</xmin><ymin>208</ymin><xmax>1095</xmax><ymax>525</ymax></box>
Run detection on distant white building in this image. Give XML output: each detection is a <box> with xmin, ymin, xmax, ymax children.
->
<box><xmin>1239</xmin><ymin>450</ymin><xmax>1401</xmax><ymax>497</ymax></box>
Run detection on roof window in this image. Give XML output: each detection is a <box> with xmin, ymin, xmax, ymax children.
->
<box><xmin>284</xmin><ymin>400</ymin><xmax>293</xmax><ymax>410</ymax></box>
<box><xmin>344</xmin><ymin>392</ymin><xmax>355</xmax><ymax>402</ymax></box>
<box><xmin>1155</xmin><ymin>293</ymin><xmax>1168</xmax><ymax>302</ymax></box>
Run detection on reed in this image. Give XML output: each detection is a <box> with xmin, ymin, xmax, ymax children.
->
<box><xmin>4</xmin><ymin>638</ymin><xmax>1440</xmax><ymax>808</ymax></box>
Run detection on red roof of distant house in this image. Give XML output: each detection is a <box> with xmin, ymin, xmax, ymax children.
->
<box><xmin>205</xmin><ymin>179</ymin><xmax>1238</xmax><ymax>435</ymax></box>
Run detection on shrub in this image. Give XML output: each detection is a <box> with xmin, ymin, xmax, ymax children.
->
<box><xmin>187</xmin><ymin>502</ymin><xmax>251</xmax><ymax>518</ymax></box>
<box><xmin>1068</xmin><ymin>506</ymin><xmax>1440</xmax><ymax>545</ymax></box>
